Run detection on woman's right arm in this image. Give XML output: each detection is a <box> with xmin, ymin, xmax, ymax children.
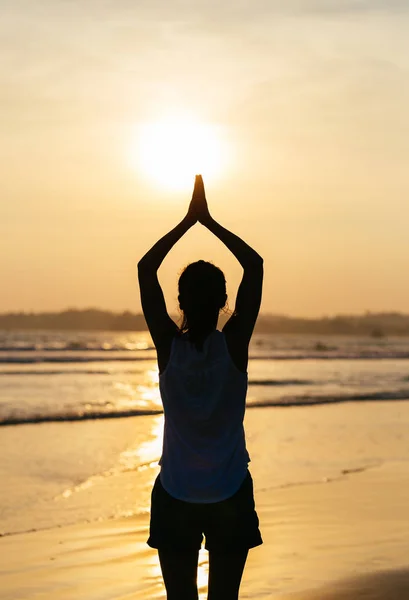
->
<box><xmin>206</xmin><ymin>216</ymin><xmax>264</xmax><ymax>343</ymax></box>
<box><xmin>192</xmin><ymin>176</ymin><xmax>263</xmax><ymax>342</ymax></box>
<box><xmin>204</xmin><ymin>217</ymin><xmax>263</xmax><ymax>268</ymax></box>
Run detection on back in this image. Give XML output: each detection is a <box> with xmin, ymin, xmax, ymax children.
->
<box><xmin>158</xmin><ymin>329</ymin><xmax>250</xmax><ymax>503</ymax></box>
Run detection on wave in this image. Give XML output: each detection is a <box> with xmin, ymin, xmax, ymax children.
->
<box><xmin>0</xmin><ymin>369</ymin><xmax>144</xmax><ymax>376</ymax></box>
<box><xmin>0</xmin><ymin>344</ymin><xmax>155</xmax><ymax>352</ymax></box>
<box><xmin>0</xmin><ymin>408</ymin><xmax>163</xmax><ymax>426</ymax></box>
<box><xmin>253</xmin><ymin>352</ymin><xmax>409</xmax><ymax>360</ymax></box>
<box><xmin>3</xmin><ymin>351</ymin><xmax>409</xmax><ymax>365</ymax></box>
<box><xmin>249</xmin><ymin>379</ymin><xmax>312</xmax><ymax>386</ymax></box>
<box><xmin>2</xmin><ymin>389</ymin><xmax>409</xmax><ymax>426</ymax></box>
<box><xmin>0</xmin><ymin>356</ymin><xmax>153</xmax><ymax>364</ymax></box>
<box><xmin>249</xmin><ymin>389</ymin><xmax>409</xmax><ymax>407</ymax></box>
<box><xmin>0</xmin><ymin>371</ymin><xmax>313</xmax><ymax>385</ymax></box>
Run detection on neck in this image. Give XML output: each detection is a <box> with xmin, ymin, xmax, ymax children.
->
<box><xmin>187</xmin><ymin>324</ymin><xmax>216</xmax><ymax>337</ymax></box>
<box><xmin>185</xmin><ymin>310</ymin><xmax>218</xmax><ymax>333</ymax></box>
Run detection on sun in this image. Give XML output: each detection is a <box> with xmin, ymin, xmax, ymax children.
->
<box><xmin>133</xmin><ymin>116</ymin><xmax>227</xmax><ymax>191</ymax></box>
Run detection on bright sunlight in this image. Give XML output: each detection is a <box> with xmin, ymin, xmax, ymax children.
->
<box><xmin>133</xmin><ymin>116</ymin><xmax>227</xmax><ymax>191</ymax></box>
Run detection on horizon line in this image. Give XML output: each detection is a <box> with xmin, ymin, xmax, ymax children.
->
<box><xmin>0</xmin><ymin>308</ymin><xmax>408</xmax><ymax>320</ymax></box>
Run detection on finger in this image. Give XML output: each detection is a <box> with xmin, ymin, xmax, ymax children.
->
<box><xmin>193</xmin><ymin>176</ymin><xmax>205</xmax><ymax>200</ymax></box>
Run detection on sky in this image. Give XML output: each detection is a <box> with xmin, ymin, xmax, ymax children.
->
<box><xmin>1</xmin><ymin>0</ymin><xmax>409</xmax><ymax>317</ymax></box>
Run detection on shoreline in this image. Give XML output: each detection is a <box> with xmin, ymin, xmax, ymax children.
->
<box><xmin>3</xmin><ymin>395</ymin><xmax>409</xmax><ymax>429</ymax></box>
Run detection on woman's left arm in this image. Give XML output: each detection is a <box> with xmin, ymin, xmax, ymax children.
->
<box><xmin>137</xmin><ymin>213</ymin><xmax>196</xmax><ymax>346</ymax></box>
<box><xmin>138</xmin><ymin>214</ymin><xmax>195</xmax><ymax>273</ymax></box>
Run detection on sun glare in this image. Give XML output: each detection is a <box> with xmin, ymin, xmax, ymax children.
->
<box><xmin>134</xmin><ymin>116</ymin><xmax>227</xmax><ymax>191</ymax></box>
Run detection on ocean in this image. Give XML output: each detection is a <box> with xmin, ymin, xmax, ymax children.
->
<box><xmin>1</xmin><ymin>330</ymin><xmax>409</xmax><ymax>538</ymax></box>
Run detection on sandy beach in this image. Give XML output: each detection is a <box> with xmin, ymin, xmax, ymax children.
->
<box><xmin>2</xmin><ymin>401</ymin><xmax>409</xmax><ymax>600</ymax></box>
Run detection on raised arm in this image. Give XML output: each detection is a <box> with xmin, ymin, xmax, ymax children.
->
<box><xmin>193</xmin><ymin>175</ymin><xmax>264</xmax><ymax>343</ymax></box>
<box><xmin>138</xmin><ymin>215</ymin><xmax>195</xmax><ymax>273</ymax></box>
<box><xmin>204</xmin><ymin>219</ymin><xmax>263</xmax><ymax>268</ymax></box>
<box><xmin>137</xmin><ymin>189</ymin><xmax>198</xmax><ymax>347</ymax></box>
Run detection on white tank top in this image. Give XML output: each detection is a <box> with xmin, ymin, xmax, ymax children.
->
<box><xmin>158</xmin><ymin>329</ymin><xmax>250</xmax><ymax>503</ymax></box>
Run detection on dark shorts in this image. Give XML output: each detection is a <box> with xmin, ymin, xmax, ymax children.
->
<box><xmin>147</xmin><ymin>470</ymin><xmax>263</xmax><ymax>552</ymax></box>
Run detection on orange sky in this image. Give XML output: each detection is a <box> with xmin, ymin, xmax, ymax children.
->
<box><xmin>1</xmin><ymin>1</ymin><xmax>409</xmax><ymax>317</ymax></box>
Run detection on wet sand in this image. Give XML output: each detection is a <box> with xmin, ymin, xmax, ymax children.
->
<box><xmin>2</xmin><ymin>402</ymin><xmax>409</xmax><ymax>599</ymax></box>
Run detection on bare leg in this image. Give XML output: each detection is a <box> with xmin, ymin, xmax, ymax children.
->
<box><xmin>158</xmin><ymin>549</ymin><xmax>200</xmax><ymax>600</ymax></box>
<box><xmin>207</xmin><ymin>549</ymin><xmax>249</xmax><ymax>600</ymax></box>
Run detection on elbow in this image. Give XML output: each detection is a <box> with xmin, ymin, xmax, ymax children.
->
<box><xmin>137</xmin><ymin>260</ymin><xmax>149</xmax><ymax>276</ymax></box>
<box><xmin>252</xmin><ymin>255</ymin><xmax>264</xmax><ymax>267</ymax></box>
<box><xmin>243</xmin><ymin>255</ymin><xmax>263</xmax><ymax>272</ymax></box>
<box><xmin>253</xmin><ymin>256</ymin><xmax>264</xmax><ymax>274</ymax></box>
<box><xmin>137</xmin><ymin>259</ymin><xmax>158</xmax><ymax>275</ymax></box>
<box><xmin>137</xmin><ymin>258</ymin><xmax>149</xmax><ymax>271</ymax></box>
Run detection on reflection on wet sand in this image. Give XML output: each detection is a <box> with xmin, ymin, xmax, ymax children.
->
<box><xmin>138</xmin><ymin>389</ymin><xmax>210</xmax><ymax>598</ymax></box>
<box><xmin>284</xmin><ymin>569</ymin><xmax>409</xmax><ymax>600</ymax></box>
<box><xmin>147</xmin><ymin>548</ymin><xmax>209</xmax><ymax>600</ymax></box>
<box><xmin>197</xmin><ymin>549</ymin><xmax>210</xmax><ymax>600</ymax></box>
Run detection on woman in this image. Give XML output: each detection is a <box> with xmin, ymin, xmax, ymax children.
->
<box><xmin>137</xmin><ymin>175</ymin><xmax>264</xmax><ymax>600</ymax></box>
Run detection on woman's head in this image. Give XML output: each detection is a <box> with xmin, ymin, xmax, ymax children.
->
<box><xmin>178</xmin><ymin>260</ymin><xmax>227</xmax><ymax>334</ymax></box>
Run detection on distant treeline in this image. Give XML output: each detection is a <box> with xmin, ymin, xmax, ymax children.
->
<box><xmin>1</xmin><ymin>309</ymin><xmax>409</xmax><ymax>336</ymax></box>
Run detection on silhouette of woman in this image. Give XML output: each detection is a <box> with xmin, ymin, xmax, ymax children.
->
<box><xmin>138</xmin><ymin>175</ymin><xmax>264</xmax><ymax>600</ymax></box>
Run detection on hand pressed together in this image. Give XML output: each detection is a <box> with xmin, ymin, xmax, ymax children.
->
<box><xmin>186</xmin><ymin>175</ymin><xmax>212</xmax><ymax>226</ymax></box>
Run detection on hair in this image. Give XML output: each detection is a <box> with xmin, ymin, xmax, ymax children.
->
<box><xmin>177</xmin><ymin>260</ymin><xmax>229</xmax><ymax>350</ymax></box>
